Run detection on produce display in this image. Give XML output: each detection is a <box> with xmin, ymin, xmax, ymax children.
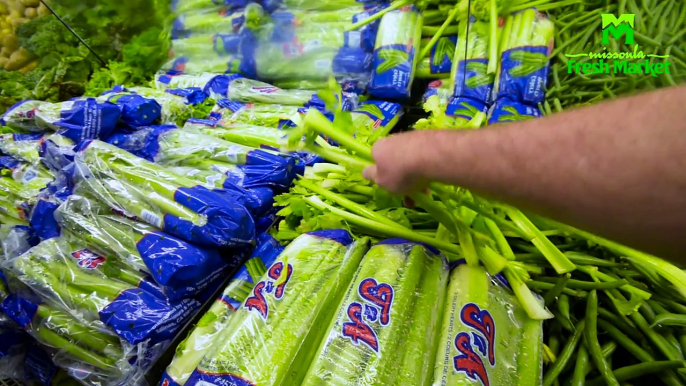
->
<box><xmin>0</xmin><ymin>0</ymin><xmax>684</xmax><ymax>385</ymax></box>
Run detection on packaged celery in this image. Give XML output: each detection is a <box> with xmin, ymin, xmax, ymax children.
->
<box><xmin>254</xmin><ymin>5</ymin><xmax>380</xmax><ymax>84</ymax></box>
<box><xmin>422</xmin><ymin>79</ymin><xmax>453</xmax><ymax>105</ymax></box>
<box><xmin>125</xmin><ymin>86</ymin><xmax>217</xmax><ymax>127</ymax></box>
<box><xmin>496</xmin><ymin>9</ymin><xmax>554</xmax><ymax>105</ymax></box>
<box><xmin>302</xmin><ymin>239</ymin><xmax>449</xmax><ymax>386</ymax></box>
<box><xmin>184</xmin><ymin>120</ymin><xmax>287</xmax><ymax>149</ymax></box>
<box><xmin>187</xmin><ymin>230</ymin><xmax>368</xmax><ymax>386</ymax></box>
<box><xmin>106</xmin><ymin>125</ymin><xmax>296</xmax><ymax>192</ymax></box>
<box><xmin>72</xmin><ymin>140</ymin><xmax>255</xmax><ymax>248</ymax></box>
<box><xmin>1</xmin><ymin>293</ymin><xmax>133</xmax><ymax>385</ymax></box>
<box><xmin>0</xmin><ymin>156</ymin><xmax>54</xmax><ymax>224</ymax></box>
<box><xmin>452</xmin><ymin>21</ymin><xmax>500</xmax><ymax>105</ymax></box>
<box><xmin>350</xmin><ymin>100</ymin><xmax>404</xmax><ymax>142</ymax></box>
<box><xmin>432</xmin><ymin>264</ymin><xmax>543</xmax><ymax>386</ymax></box>
<box><xmin>95</xmin><ymin>90</ymin><xmax>162</xmax><ymax>128</ymax></box>
<box><xmin>368</xmin><ymin>6</ymin><xmax>423</xmax><ymax>100</ymax></box>
<box><xmin>417</xmin><ymin>35</ymin><xmax>457</xmax><ymax>79</ymax></box>
<box><xmin>0</xmin><ymin>100</ymin><xmax>48</xmax><ymax>132</ymax></box>
<box><xmin>160</xmin><ymin>55</ymin><xmax>255</xmax><ymax>81</ymax></box>
<box><xmin>0</xmin><ymin>223</ymin><xmax>38</xmax><ymax>260</ymax></box>
<box><xmin>0</xmin><ymin>132</ymin><xmax>43</xmax><ymax>163</ymax></box>
<box><xmin>209</xmin><ymin>98</ymin><xmax>306</xmax><ymax>128</ymax></box>
<box><xmin>160</xmin><ymin>234</ymin><xmax>284</xmax><ymax>386</ymax></box>
<box><xmin>4</xmin><ymin>237</ymin><xmax>202</xmax><ymax>346</ymax></box>
<box><xmin>488</xmin><ymin>98</ymin><xmax>542</xmax><ymax>125</ymax></box>
<box><xmin>154</xmin><ymin>72</ymin><xmax>224</xmax><ymax>91</ymax></box>
<box><xmin>171</xmin><ymin>7</ymin><xmax>250</xmax><ymax>38</ymax></box>
<box><xmin>54</xmin><ymin>195</ymin><xmax>230</xmax><ymax>301</ymax></box>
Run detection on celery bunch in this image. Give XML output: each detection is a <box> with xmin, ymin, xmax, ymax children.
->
<box><xmin>211</xmin><ymin>100</ymin><xmax>304</xmax><ymax>128</ymax></box>
<box><xmin>161</xmin><ymin>234</ymin><xmax>284</xmax><ymax>386</ymax></box>
<box><xmin>128</xmin><ymin>87</ymin><xmax>216</xmax><ymax>126</ymax></box>
<box><xmin>73</xmin><ymin>140</ymin><xmax>255</xmax><ymax>248</ymax></box>
<box><xmin>302</xmin><ymin>240</ymin><xmax>449</xmax><ymax>386</ymax></box>
<box><xmin>495</xmin><ymin>9</ymin><xmax>554</xmax><ymax>104</ymax></box>
<box><xmin>451</xmin><ymin>21</ymin><xmax>500</xmax><ymax>104</ymax></box>
<box><xmin>54</xmin><ymin>195</ymin><xmax>227</xmax><ymax>300</ymax></box>
<box><xmin>187</xmin><ymin>231</ymin><xmax>366</xmax><ymax>386</ymax></box>
<box><xmin>432</xmin><ymin>264</ymin><xmax>543</xmax><ymax>386</ymax></box>
<box><xmin>184</xmin><ymin>121</ymin><xmax>286</xmax><ymax>149</ymax></box>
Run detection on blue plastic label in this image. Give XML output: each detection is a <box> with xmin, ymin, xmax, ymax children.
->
<box><xmin>0</xmin><ymin>295</ymin><xmax>38</xmax><ymax>329</ymax></box>
<box><xmin>29</xmin><ymin>200</ymin><xmax>61</xmax><ymax>241</ymax></box>
<box><xmin>428</xmin><ymin>35</ymin><xmax>457</xmax><ymax>74</ymax></box>
<box><xmin>187</xmin><ymin>370</ymin><xmax>256</xmax><ymax>386</ymax></box>
<box><xmin>99</xmin><ymin>290</ymin><xmax>200</xmax><ymax>345</ymax></box>
<box><xmin>488</xmin><ymin>98</ymin><xmax>542</xmax><ymax>125</ymax></box>
<box><xmin>306</xmin><ymin>229</ymin><xmax>354</xmax><ymax>246</ymax></box>
<box><xmin>445</xmin><ymin>97</ymin><xmax>488</xmax><ymax>121</ymax></box>
<box><xmin>161</xmin><ymin>186</ymin><xmax>255</xmax><ymax>247</ymax></box>
<box><xmin>106</xmin><ymin>94</ymin><xmax>162</xmax><ymax>128</ymax></box>
<box><xmin>452</xmin><ymin>58</ymin><xmax>494</xmax><ymax>105</ymax></box>
<box><xmin>369</xmin><ymin>43</ymin><xmax>416</xmax><ymax>100</ymax></box>
<box><xmin>497</xmin><ymin>46</ymin><xmax>550</xmax><ymax>105</ymax></box>
<box><xmin>55</xmin><ymin>99</ymin><xmax>121</xmax><ymax>142</ymax></box>
<box><xmin>353</xmin><ymin>100</ymin><xmax>403</xmax><ymax>129</ymax></box>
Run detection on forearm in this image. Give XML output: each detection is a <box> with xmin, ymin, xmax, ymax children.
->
<box><xmin>408</xmin><ymin>85</ymin><xmax>686</xmax><ymax>260</ymax></box>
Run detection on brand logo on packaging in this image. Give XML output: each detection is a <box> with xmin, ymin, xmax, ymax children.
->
<box><xmin>565</xmin><ymin>14</ymin><xmax>670</xmax><ymax>77</ymax></box>
<box><xmin>341</xmin><ymin>278</ymin><xmax>395</xmax><ymax>352</ymax></box>
<box><xmin>71</xmin><ymin>249</ymin><xmax>107</xmax><ymax>270</ymax></box>
<box><xmin>453</xmin><ymin>303</ymin><xmax>497</xmax><ymax>386</ymax></box>
<box><xmin>245</xmin><ymin>262</ymin><xmax>292</xmax><ymax>320</ymax></box>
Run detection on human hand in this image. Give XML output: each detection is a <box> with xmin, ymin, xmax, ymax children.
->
<box><xmin>363</xmin><ymin>132</ymin><xmax>429</xmax><ymax>195</ymax></box>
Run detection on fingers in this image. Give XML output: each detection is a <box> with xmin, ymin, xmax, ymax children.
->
<box><xmin>362</xmin><ymin>165</ymin><xmax>377</xmax><ymax>182</ymax></box>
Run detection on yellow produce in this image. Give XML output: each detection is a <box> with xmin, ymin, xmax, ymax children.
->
<box><xmin>4</xmin><ymin>48</ymin><xmax>33</xmax><ymax>71</ymax></box>
<box><xmin>21</xmin><ymin>0</ymin><xmax>40</xmax><ymax>7</ymax></box>
<box><xmin>2</xmin><ymin>34</ymin><xmax>17</xmax><ymax>52</ymax></box>
<box><xmin>9</xmin><ymin>17</ymin><xmax>27</xmax><ymax>29</ymax></box>
<box><xmin>0</xmin><ymin>57</ymin><xmax>7</xmax><ymax>68</ymax></box>
<box><xmin>24</xmin><ymin>7</ymin><xmax>36</xmax><ymax>19</ymax></box>
<box><xmin>19</xmin><ymin>59</ymin><xmax>38</xmax><ymax>74</ymax></box>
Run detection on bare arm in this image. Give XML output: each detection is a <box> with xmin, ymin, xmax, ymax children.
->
<box><xmin>364</xmin><ymin>85</ymin><xmax>686</xmax><ymax>261</ymax></box>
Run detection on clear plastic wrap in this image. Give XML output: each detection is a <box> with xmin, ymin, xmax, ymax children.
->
<box><xmin>0</xmin><ymin>223</ymin><xmax>38</xmax><ymax>261</ymax></box>
<box><xmin>451</xmin><ymin>21</ymin><xmax>499</xmax><ymax>105</ymax></box>
<box><xmin>254</xmin><ymin>5</ymin><xmax>381</xmax><ymax>86</ymax></box>
<box><xmin>124</xmin><ymin>87</ymin><xmax>217</xmax><ymax>127</ymax></box>
<box><xmin>0</xmin><ymin>132</ymin><xmax>43</xmax><ymax>162</ymax></box>
<box><xmin>301</xmin><ymin>239</ymin><xmax>449</xmax><ymax>386</ymax></box>
<box><xmin>0</xmin><ymin>155</ymin><xmax>54</xmax><ymax>223</ymax></box>
<box><xmin>183</xmin><ymin>120</ymin><xmax>287</xmax><ymax>149</ymax></box>
<box><xmin>417</xmin><ymin>35</ymin><xmax>457</xmax><ymax>79</ymax></box>
<box><xmin>1</xmin><ymin>292</ymin><xmax>137</xmax><ymax>385</ymax></box>
<box><xmin>54</xmin><ymin>195</ymin><xmax>231</xmax><ymax>302</ymax></box>
<box><xmin>105</xmin><ymin>125</ymin><xmax>296</xmax><ymax>194</ymax></box>
<box><xmin>0</xmin><ymin>99</ymin><xmax>121</xmax><ymax>142</ymax></box>
<box><xmin>159</xmin><ymin>233</ymin><xmax>284</xmax><ymax>386</ymax></box>
<box><xmin>209</xmin><ymin>98</ymin><xmax>307</xmax><ymax>128</ymax></box>
<box><xmin>4</xmin><ymin>237</ymin><xmax>201</xmax><ymax>346</ymax></box>
<box><xmin>431</xmin><ymin>264</ymin><xmax>543</xmax><ymax>386</ymax></box>
<box><xmin>71</xmin><ymin>139</ymin><xmax>256</xmax><ymax>248</ymax></box>
<box><xmin>368</xmin><ymin>6</ymin><xmax>423</xmax><ymax>100</ymax></box>
<box><xmin>187</xmin><ymin>230</ymin><xmax>367</xmax><ymax>386</ymax></box>
<box><xmin>422</xmin><ymin>79</ymin><xmax>453</xmax><ymax>105</ymax></box>
<box><xmin>0</xmin><ymin>327</ymin><xmax>29</xmax><ymax>380</ymax></box>
<box><xmin>488</xmin><ymin>98</ymin><xmax>542</xmax><ymax>125</ymax></box>
<box><xmin>495</xmin><ymin>9</ymin><xmax>554</xmax><ymax>105</ymax></box>
<box><xmin>350</xmin><ymin>100</ymin><xmax>404</xmax><ymax>141</ymax></box>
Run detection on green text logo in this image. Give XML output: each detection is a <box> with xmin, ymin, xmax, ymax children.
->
<box><xmin>565</xmin><ymin>13</ymin><xmax>670</xmax><ymax>78</ymax></box>
<box><xmin>601</xmin><ymin>14</ymin><xmax>635</xmax><ymax>45</ymax></box>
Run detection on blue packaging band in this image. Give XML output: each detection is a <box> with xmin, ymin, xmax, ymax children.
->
<box><xmin>106</xmin><ymin>94</ymin><xmax>162</xmax><ymax>128</ymax></box>
<box><xmin>488</xmin><ymin>98</ymin><xmax>542</xmax><ymax>125</ymax></box>
<box><xmin>44</xmin><ymin>99</ymin><xmax>121</xmax><ymax>143</ymax></box>
<box><xmin>452</xmin><ymin>58</ymin><xmax>494</xmax><ymax>105</ymax></box>
<box><xmin>497</xmin><ymin>46</ymin><xmax>550</xmax><ymax>105</ymax></box>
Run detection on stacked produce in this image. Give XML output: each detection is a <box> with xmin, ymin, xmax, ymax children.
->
<box><xmin>0</xmin><ymin>0</ymin><xmax>684</xmax><ymax>384</ymax></box>
<box><xmin>187</xmin><ymin>230</ymin><xmax>367</xmax><ymax>385</ymax></box>
<box><xmin>160</xmin><ymin>234</ymin><xmax>284</xmax><ymax>386</ymax></box>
